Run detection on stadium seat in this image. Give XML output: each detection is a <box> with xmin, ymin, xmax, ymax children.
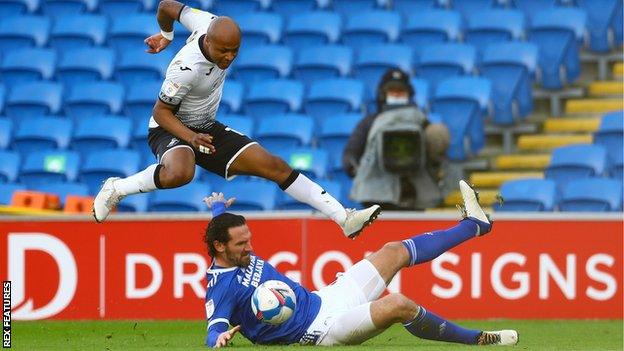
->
<box><xmin>12</xmin><ymin>116</ymin><xmax>72</xmax><ymax>155</ymax></box>
<box><xmin>545</xmin><ymin>144</ymin><xmax>607</xmax><ymax>189</ymax></box>
<box><xmin>293</xmin><ymin>45</ymin><xmax>353</xmax><ymax>85</ymax></box>
<box><xmin>278</xmin><ymin>147</ymin><xmax>329</xmax><ymax>179</ymax></box>
<box><xmin>109</xmin><ymin>14</ymin><xmax>159</xmax><ymax>52</ymax></box>
<box><xmin>317</xmin><ymin>113</ymin><xmax>361</xmax><ymax>162</ymax></box>
<box><xmin>0</xmin><ymin>85</ymin><xmax>5</xmax><ymax>115</ymax></box>
<box><xmin>1</xmin><ymin>48</ymin><xmax>55</xmax><ymax>83</ymax></box>
<box><xmin>211</xmin><ymin>0</ymin><xmax>268</xmax><ymax>15</ymax></box>
<box><xmin>255</xmin><ymin>114</ymin><xmax>313</xmax><ymax>152</ymax></box>
<box><xmin>98</xmin><ymin>0</ymin><xmax>155</xmax><ymax>16</ymax></box>
<box><xmin>42</xmin><ymin>0</ymin><xmax>97</xmax><ymax>17</ymax></box>
<box><xmin>20</xmin><ymin>150</ymin><xmax>80</xmax><ymax>188</ymax></box>
<box><xmin>343</xmin><ymin>11</ymin><xmax>401</xmax><ymax>49</ymax></box>
<box><xmin>612</xmin><ymin>0</ymin><xmax>623</xmax><ymax>45</ymax></box>
<box><xmin>33</xmin><ymin>182</ymin><xmax>89</xmax><ymax>206</ymax></box>
<box><xmin>354</xmin><ymin>44</ymin><xmax>413</xmax><ymax>95</ymax></box>
<box><xmin>65</xmin><ymin>82</ymin><xmax>125</xmax><ymax>119</ymax></box>
<box><xmin>609</xmin><ymin>148</ymin><xmax>623</xmax><ymax>181</ymax></box>
<box><xmin>480</xmin><ymin>42</ymin><xmax>538</xmax><ymax>125</ymax></box>
<box><xmin>0</xmin><ymin>16</ymin><xmax>50</xmax><ymax>49</ymax></box>
<box><xmin>0</xmin><ymin>119</ymin><xmax>11</xmax><ymax>149</ymax></box>
<box><xmin>237</xmin><ymin>12</ymin><xmax>282</xmax><ymax>47</ymax></box>
<box><xmin>220</xmin><ymin>80</ymin><xmax>244</xmax><ymax>114</ymax></box>
<box><xmin>80</xmin><ymin>149</ymin><xmax>141</xmax><ymax>193</ymax></box>
<box><xmin>49</xmin><ymin>15</ymin><xmax>107</xmax><ymax>50</ymax></box>
<box><xmin>72</xmin><ymin>116</ymin><xmax>132</xmax><ymax>158</ymax></box>
<box><xmin>593</xmin><ymin>110</ymin><xmax>623</xmax><ymax>163</ymax></box>
<box><xmin>401</xmin><ymin>10</ymin><xmax>462</xmax><ymax>56</ymax></box>
<box><xmin>574</xmin><ymin>0</ymin><xmax>621</xmax><ymax>52</ymax></box>
<box><xmin>452</xmin><ymin>0</ymin><xmax>496</xmax><ymax>19</ymax></box>
<box><xmin>0</xmin><ymin>0</ymin><xmax>38</xmax><ymax>16</ymax></box>
<box><xmin>220</xmin><ymin>114</ymin><xmax>254</xmax><ymax>137</ymax></box>
<box><xmin>465</xmin><ymin>10</ymin><xmax>526</xmax><ymax>53</ymax></box>
<box><xmin>559</xmin><ymin>178</ymin><xmax>623</xmax><ymax>212</ymax></box>
<box><xmin>5</xmin><ymin>82</ymin><xmax>63</xmax><ymax>119</ymax></box>
<box><xmin>117</xmin><ymin>193</ymin><xmax>149</xmax><ymax>212</ymax></box>
<box><xmin>277</xmin><ymin>179</ymin><xmax>341</xmax><ymax>210</ymax></box>
<box><xmin>416</xmin><ymin>43</ymin><xmax>477</xmax><ymax>92</ymax></box>
<box><xmin>511</xmin><ymin>0</ymin><xmax>556</xmax><ymax>19</ymax></box>
<box><xmin>0</xmin><ymin>151</ymin><xmax>20</xmax><ymax>183</ymax></box>
<box><xmin>304</xmin><ymin>79</ymin><xmax>364</xmax><ymax>122</ymax></box>
<box><xmin>494</xmin><ymin>178</ymin><xmax>556</xmax><ymax>211</ymax></box>
<box><xmin>244</xmin><ymin>79</ymin><xmax>303</xmax><ymax>118</ymax></box>
<box><xmin>332</xmin><ymin>0</ymin><xmax>385</xmax><ymax>16</ymax></box>
<box><xmin>283</xmin><ymin>12</ymin><xmax>341</xmax><ymax>51</ymax></box>
<box><xmin>272</xmin><ymin>0</ymin><xmax>321</xmax><ymax>16</ymax></box>
<box><xmin>431</xmin><ymin>77</ymin><xmax>491</xmax><ymax>160</ymax></box>
<box><xmin>115</xmin><ymin>50</ymin><xmax>173</xmax><ymax>87</ymax></box>
<box><xmin>528</xmin><ymin>8</ymin><xmax>586</xmax><ymax>89</ymax></box>
<box><xmin>411</xmin><ymin>78</ymin><xmax>430</xmax><ymax>110</ymax></box>
<box><xmin>124</xmin><ymin>80</ymin><xmax>161</xmax><ymax>125</ymax></box>
<box><xmin>221</xmin><ymin>178</ymin><xmax>277</xmax><ymax>211</ymax></box>
<box><xmin>234</xmin><ymin>45</ymin><xmax>293</xmax><ymax>83</ymax></box>
<box><xmin>0</xmin><ymin>183</ymin><xmax>25</xmax><ymax>205</ymax></box>
<box><xmin>393</xmin><ymin>0</ymin><xmax>439</xmax><ymax>14</ymax></box>
<box><xmin>148</xmin><ymin>181</ymin><xmax>211</xmax><ymax>212</ymax></box>
<box><xmin>56</xmin><ymin>48</ymin><xmax>115</xmax><ymax>85</ymax></box>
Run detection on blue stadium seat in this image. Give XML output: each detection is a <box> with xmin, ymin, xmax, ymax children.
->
<box><xmin>318</xmin><ymin>113</ymin><xmax>361</xmax><ymax>161</ymax></box>
<box><xmin>332</xmin><ymin>0</ymin><xmax>385</xmax><ymax>16</ymax></box>
<box><xmin>132</xmin><ymin>118</ymin><xmax>152</xmax><ymax>164</ymax></box>
<box><xmin>80</xmin><ymin>149</ymin><xmax>141</xmax><ymax>193</ymax></box>
<box><xmin>234</xmin><ymin>45</ymin><xmax>293</xmax><ymax>83</ymax></box>
<box><xmin>0</xmin><ymin>151</ymin><xmax>20</xmax><ymax>183</ymax></box>
<box><xmin>559</xmin><ymin>178</ymin><xmax>623</xmax><ymax>212</ymax></box>
<box><xmin>283</xmin><ymin>12</ymin><xmax>341</xmax><ymax>51</ymax></box>
<box><xmin>221</xmin><ymin>179</ymin><xmax>276</xmax><ymax>211</ymax></box>
<box><xmin>34</xmin><ymin>182</ymin><xmax>89</xmax><ymax>206</ymax></box>
<box><xmin>221</xmin><ymin>80</ymin><xmax>244</xmax><ymax>114</ymax></box>
<box><xmin>148</xmin><ymin>181</ymin><xmax>211</xmax><ymax>212</ymax></box>
<box><xmin>211</xmin><ymin>0</ymin><xmax>268</xmax><ymax>15</ymax></box>
<box><xmin>545</xmin><ymin>144</ymin><xmax>607</xmax><ymax>189</ymax></box>
<box><xmin>0</xmin><ymin>85</ymin><xmax>4</xmax><ymax>115</ymax></box>
<box><xmin>278</xmin><ymin>147</ymin><xmax>329</xmax><ymax>179</ymax></box>
<box><xmin>0</xmin><ymin>16</ymin><xmax>50</xmax><ymax>49</ymax></box>
<box><xmin>574</xmin><ymin>0</ymin><xmax>621</xmax><ymax>52</ymax></box>
<box><xmin>431</xmin><ymin>77</ymin><xmax>491</xmax><ymax>160</ymax></box>
<box><xmin>480</xmin><ymin>42</ymin><xmax>538</xmax><ymax>125</ymax></box>
<box><xmin>98</xmin><ymin>0</ymin><xmax>155</xmax><ymax>16</ymax></box>
<box><xmin>304</xmin><ymin>79</ymin><xmax>364</xmax><ymax>122</ymax></box>
<box><xmin>124</xmin><ymin>80</ymin><xmax>161</xmax><ymax>125</ymax></box>
<box><xmin>343</xmin><ymin>11</ymin><xmax>401</xmax><ymax>49</ymax></box>
<box><xmin>0</xmin><ymin>119</ymin><xmax>11</xmax><ymax>149</ymax></box>
<box><xmin>609</xmin><ymin>148</ymin><xmax>623</xmax><ymax>181</ymax></box>
<box><xmin>109</xmin><ymin>14</ymin><xmax>159</xmax><ymax>51</ymax></box>
<box><xmin>411</xmin><ymin>78</ymin><xmax>430</xmax><ymax>110</ymax></box>
<box><xmin>511</xmin><ymin>0</ymin><xmax>556</xmax><ymax>19</ymax></box>
<box><xmin>0</xmin><ymin>184</ymin><xmax>25</xmax><ymax>205</ymax></box>
<box><xmin>393</xmin><ymin>0</ymin><xmax>439</xmax><ymax>14</ymax></box>
<box><xmin>612</xmin><ymin>0</ymin><xmax>623</xmax><ymax>45</ymax></box>
<box><xmin>272</xmin><ymin>0</ymin><xmax>321</xmax><ymax>16</ymax></box>
<box><xmin>56</xmin><ymin>48</ymin><xmax>115</xmax><ymax>85</ymax></box>
<box><xmin>42</xmin><ymin>0</ymin><xmax>97</xmax><ymax>17</ymax></box>
<box><xmin>49</xmin><ymin>15</ymin><xmax>107</xmax><ymax>50</ymax></box>
<box><xmin>416</xmin><ymin>43</ymin><xmax>477</xmax><ymax>92</ymax></box>
<box><xmin>6</xmin><ymin>82</ymin><xmax>63</xmax><ymax>119</ymax></box>
<box><xmin>237</xmin><ymin>12</ymin><xmax>282</xmax><ymax>47</ymax></box>
<box><xmin>244</xmin><ymin>79</ymin><xmax>303</xmax><ymax>118</ymax></box>
<box><xmin>494</xmin><ymin>178</ymin><xmax>556</xmax><ymax>211</ymax></box>
<box><xmin>0</xmin><ymin>0</ymin><xmax>38</xmax><ymax>16</ymax></box>
<box><xmin>277</xmin><ymin>179</ymin><xmax>341</xmax><ymax>210</ymax></box>
<box><xmin>452</xmin><ymin>0</ymin><xmax>496</xmax><ymax>19</ymax></box>
<box><xmin>529</xmin><ymin>8</ymin><xmax>586</xmax><ymax>89</ymax></box>
<box><xmin>465</xmin><ymin>10</ymin><xmax>526</xmax><ymax>53</ymax></box>
<box><xmin>293</xmin><ymin>45</ymin><xmax>353</xmax><ymax>85</ymax></box>
<box><xmin>65</xmin><ymin>82</ymin><xmax>125</xmax><ymax>119</ymax></box>
<box><xmin>593</xmin><ymin>110</ymin><xmax>623</xmax><ymax>164</ymax></box>
<box><xmin>220</xmin><ymin>114</ymin><xmax>254</xmax><ymax>137</ymax></box>
<box><xmin>117</xmin><ymin>193</ymin><xmax>149</xmax><ymax>212</ymax></box>
<box><xmin>1</xmin><ymin>48</ymin><xmax>56</xmax><ymax>83</ymax></box>
<box><xmin>12</xmin><ymin>117</ymin><xmax>72</xmax><ymax>155</ymax></box>
<box><xmin>20</xmin><ymin>150</ymin><xmax>80</xmax><ymax>187</ymax></box>
<box><xmin>255</xmin><ymin>114</ymin><xmax>313</xmax><ymax>152</ymax></box>
<box><xmin>72</xmin><ymin>116</ymin><xmax>132</xmax><ymax>158</ymax></box>
<box><xmin>201</xmin><ymin>171</ymin><xmax>228</xmax><ymax>191</ymax></box>
<box><xmin>401</xmin><ymin>10</ymin><xmax>462</xmax><ymax>55</ymax></box>
<box><xmin>354</xmin><ymin>44</ymin><xmax>413</xmax><ymax>95</ymax></box>
<box><xmin>115</xmin><ymin>50</ymin><xmax>173</xmax><ymax>87</ymax></box>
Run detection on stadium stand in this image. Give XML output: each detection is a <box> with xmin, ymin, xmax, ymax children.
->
<box><xmin>342</xmin><ymin>11</ymin><xmax>401</xmax><ymax>49</ymax></box>
<box><xmin>219</xmin><ymin>114</ymin><xmax>254</xmax><ymax>137</ymax></box>
<box><xmin>5</xmin><ymin>82</ymin><xmax>63</xmax><ymax>119</ymax></box>
<box><xmin>64</xmin><ymin>82</ymin><xmax>124</xmax><ymax>119</ymax></box>
<box><xmin>124</xmin><ymin>80</ymin><xmax>161</xmax><ymax>124</ymax></box>
<box><xmin>272</xmin><ymin>0</ymin><xmax>321</xmax><ymax>17</ymax></box>
<box><xmin>243</xmin><ymin>79</ymin><xmax>303</xmax><ymax>118</ymax></box>
<box><xmin>72</xmin><ymin>116</ymin><xmax>132</xmax><ymax>158</ymax></box>
<box><xmin>115</xmin><ymin>49</ymin><xmax>172</xmax><ymax>87</ymax></box>
<box><xmin>33</xmin><ymin>182</ymin><xmax>90</xmax><ymax>207</ymax></box>
<box><xmin>494</xmin><ymin>178</ymin><xmax>557</xmax><ymax>212</ymax></box>
<box><xmin>0</xmin><ymin>119</ymin><xmax>11</xmax><ymax>149</ymax></box>
<box><xmin>416</xmin><ymin>43</ymin><xmax>477</xmax><ymax>92</ymax></box>
<box><xmin>0</xmin><ymin>151</ymin><xmax>20</xmax><ymax>183</ymax></box>
<box><xmin>0</xmin><ymin>0</ymin><xmax>39</xmax><ymax>16</ymax></box>
<box><xmin>278</xmin><ymin>147</ymin><xmax>329</xmax><ymax>179</ymax></box>
<box><xmin>221</xmin><ymin>179</ymin><xmax>277</xmax><ymax>211</ymax></box>
<box><xmin>545</xmin><ymin>144</ymin><xmax>608</xmax><ymax>189</ymax></box>
<box><xmin>56</xmin><ymin>48</ymin><xmax>115</xmax><ymax>85</ymax></box>
<box><xmin>41</xmin><ymin>0</ymin><xmax>98</xmax><ymax>17</ymax></box>
<box><xmin>1</xmin><ymin>48</ymin><xmax>56</xmax><ymax>83</ymax></box>
<box><xmin>49</xmin><ymin>15</ymin><xmax>108</xmax><ymax>50</ymax></box>
<box><xmin>234</xmin><ymin>45</ymin><xmax>293</xmax><ymax>82</ymax></box>
<box><xmin>20</xmin><ymin>150</ymin><xmax>80</xmax><ymax>188</ymax></box>
<box><xmin>0</xmin><ymin>16</ymin><xmax>50</xmax><ymax>49</ymax></box>
<box><xmin>12</xmin><ymin>116</ymin><xmax>72</xmax><ymax>155</ymax></box>
<box><xmin>559</xmin><ymin>178</ymin><xmax>623</xmax><ymax>211</ymax></box>
<box><xmin>283</xmin><ymin>12</ymin><xmax>341</xmax><ymax>51</ymax></box>
<box><xmin>304</xmin><ymin>78</ymin><xmax>364</xmax><ymax>123</ymax></box>
<box><xmin>148</xmin><ymin>181</ymin><xmax>211</xmax><ymax>212</ymax></box>
<box><xmin>401</xmin><ymin>10</ymin><xmax>462</xmax><ymax>56</ymax></box>
<box><xmin>464</xmin><ymin>9</ymin><xmax>526</xmax><ymax>53</ymax></box>
<box><xmin>293</xmin><ymin>45</ymin><xmax>353</xmax><ymax>85</ymax></box>
<box><xmin>354</xmin><ymin>44</ymin><xmax>413</xmax><ymax>94</ymax></box>
<box><xmin>98</xmin><ymin>0</ymin><xmax>155</xmax><ymax>16</ymax></box>
<box><xmin>255</xmin><ymin>114</ymin><xmax>313</xmax><ymax>152</ymax></box>
<box><xmin>237</xmin><ymin>12</ymin><xmax>283</xmax><ymax>47</ymax></box>
<box><xmin>220</xmin><ymin>80</ymin><xmax>244</xmax><ymax>114</ymax></box>
<box><xmin>80</xmin><ymin>149</ymin><xmax>141</xmax><ymax>193</ymax></box>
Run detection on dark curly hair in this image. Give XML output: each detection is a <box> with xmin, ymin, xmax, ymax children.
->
<box><xmin>204</xmin><ymin>213</ymin><xmax>246</xmax><ymax>257</ymax></box>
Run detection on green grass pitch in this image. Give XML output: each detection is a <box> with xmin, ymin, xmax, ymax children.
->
<box><xmin>11</xmin><ymin>320</ymin><xmax>622</xmax><ymax>350</ymax></box>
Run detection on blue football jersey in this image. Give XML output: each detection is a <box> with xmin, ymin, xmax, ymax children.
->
<box><xmin>204</xmin><ymin>254</ymin><xmax>321</xmax><ymax>346</ymax></box>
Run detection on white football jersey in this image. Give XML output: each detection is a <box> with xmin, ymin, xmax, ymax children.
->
<box><xmin>151</xmin><ymin>7</ymin><xmax>226</xmax><ymax>130</ymax></box>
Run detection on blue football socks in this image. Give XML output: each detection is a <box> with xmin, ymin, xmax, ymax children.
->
<box><xmin>404</xmin><ymin>306</ymin><xmax>481</xmax><ymax>345</ymax></box>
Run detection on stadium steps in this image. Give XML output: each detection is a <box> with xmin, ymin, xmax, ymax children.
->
<box><xmin>614</xmin><ymin>62</ymin><xmax>623</xmax><ymax>79</ymax></box>
<box><xmin>588</xmin><ymin>81</ymin><xmax>623</xmax><ymax>96</ymax></box>
<box><xmin>565</xmin><ymin>98</ymin><xmax>624</xmax><ymax>114</ymax></box>
<box><xmin>517</xmin><ymin>134</ymin><xmax>593</xmax><ymax>151</ymax></box>
<box><xmin>443</xmin><ymin>189</ymin><xmax>500</xmax><ymax>207</ymax></box>
<box><xmin>494</xmin><ymin>154</ymin><xmax>551</xmax><ymax>170</ymax></box>
<box><xmin>543</xmin><ymin>117</ymin><xmax>601</xmax><ymax>133</ymax></box>
<box><xmin>469</xmin><ymin>171</ymin><xmax>543</xmax><ymax>188</ymax></box>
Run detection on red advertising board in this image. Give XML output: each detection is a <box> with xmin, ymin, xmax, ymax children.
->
<box><xmin>1</xmin><ymin>215</ymin><xmax>622</xmax><ymax>320</ymax></box>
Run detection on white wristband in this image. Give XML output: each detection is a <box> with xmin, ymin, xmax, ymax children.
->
<box><xmin>160</xmin><ymin>29</ymin><xmax>174</xmax><ymax>41</ymax></box>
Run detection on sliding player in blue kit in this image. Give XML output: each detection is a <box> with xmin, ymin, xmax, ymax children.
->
<box><xmin>201</xmin><ymin>180</ymin><xmax>519</xmax><ymax>348</ymax></box>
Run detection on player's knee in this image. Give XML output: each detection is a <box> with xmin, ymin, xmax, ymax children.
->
<box><xmin>266</xmin><ymin>155</ymin><xmax>292</xmax><ymax>180</ymax></box>
<box><xmin>381</xmin><ymin>241</ymin><xmax>407</xmax><ymax>258</ymax></box>
<box><xmin>386</xmin><ymin>293</ymin><xmax>418</xmax><ymax>321</ymax></box>
<box><xmin>159</xmin><ymin>164</ymin><xmax>195</xmax><ymax>187</ymax></box>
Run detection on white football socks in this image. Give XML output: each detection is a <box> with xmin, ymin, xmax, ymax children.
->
<box><xmin>112</xmin><ymin>164</ymin><xmax>160</xmax><ymax>196</ymax></box>
<box><xmin>283</xmin><ymin>173</ymin><xmax>347</xmax><ymax>225</ymax></box>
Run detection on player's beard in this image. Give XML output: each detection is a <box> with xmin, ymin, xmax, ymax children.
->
<box><xmin>226</xmin><ymin>249</ymin><xmax>251</xmax><ymax>267</ymax></box>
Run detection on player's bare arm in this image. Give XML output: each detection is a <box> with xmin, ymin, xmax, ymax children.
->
<box><xmin>215</xmin><ymin>325</ymin><xmax>240</xmax><ymax>348</ymax></box>
<box><xmin>152</xmin><ymin>99</ymin><xmax>215</xmax><ymax>153</ymax></box>
<box><xmin>145</xmin><ymin>0</ymin><xmax>185</xmax><ymax>53</ymax></box>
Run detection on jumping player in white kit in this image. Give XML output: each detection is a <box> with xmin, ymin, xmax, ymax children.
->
<box><xmin>92</xmin><ymin>0</ymin><xmax>381</xmax><ymax>239</ymax></box>
<box><xmin>201</xmin><ymin>181</ymin><xmax>518</xmax><ymax>347</ymax></box>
